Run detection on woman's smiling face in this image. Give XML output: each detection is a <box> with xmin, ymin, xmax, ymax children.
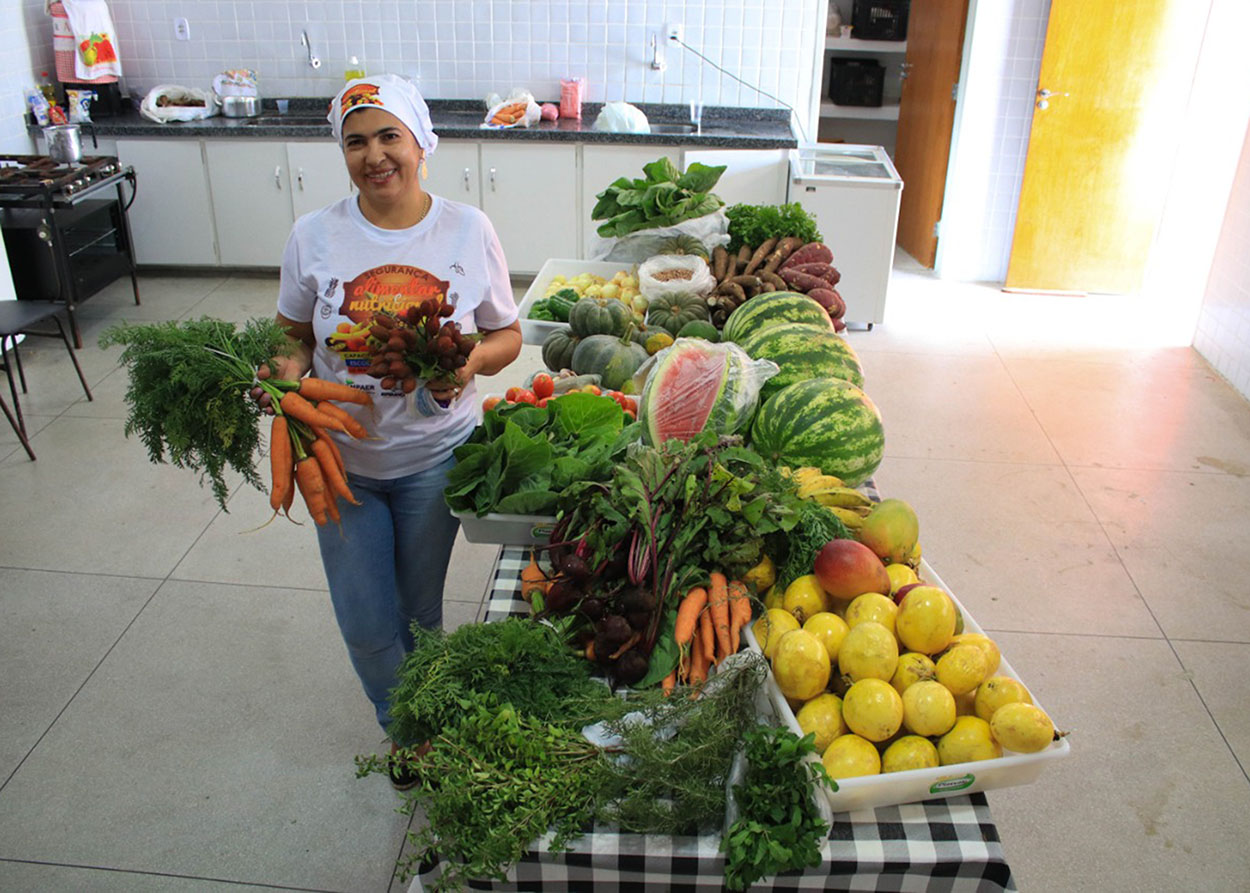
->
<box><xmin>341</xmin><ymin>107</ymin><xmax>423</xmax><ymax>208</ymax></box>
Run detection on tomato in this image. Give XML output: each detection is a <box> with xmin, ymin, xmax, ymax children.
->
<box><xmin>482</xmin><ymin>396</ymin><xmax>502</xmax><ymax>412</ymax></box>
<box><xmin>515</xmin><ymin>388</ymin><xmax>537</xmax><ymax>405</ymax></box>
<box><xmin>505</xmin><ymin>386</ymin><xmax>523</xmax><ymax>403</ymax></box>
<box><xmin>536</xmin><ymin>397</ymin><xmax>549</xmax><ymax>408</ymax></box>
<box><xmin>585</xmin><ymin>385</ymin><xmax>602</xmax><ymax>396</ymax></box>
<box><xmin>532</xmin><ymin>373</ymin><xmax>555</xmax><ymax>400</ymax></box>
<box><xmin>623</xmin><ymin>396</ymin><xmax>638</xmax><ymax>414</ymax></box>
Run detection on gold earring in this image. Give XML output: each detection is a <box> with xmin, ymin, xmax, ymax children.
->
<box><xmin>420</xmin><ymin>159</ymin><xmax>428</xmax><ymax>180</ymax></box>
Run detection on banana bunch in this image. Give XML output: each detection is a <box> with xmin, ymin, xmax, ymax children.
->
<box><xmin>781</xmin><ymin>466</ymin><xmax>875</xmax><ymax>529</ymax></box>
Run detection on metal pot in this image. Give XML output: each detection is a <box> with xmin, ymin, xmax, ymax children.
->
<box><xmin>43</xmin><ymin>124</ymin><xmax>83</xmax><ymax>164</ymax></box>
<box><xmin>217</xmin><ymin>95</ymin><xmax>261</xmax><ymax>118</ymax></box>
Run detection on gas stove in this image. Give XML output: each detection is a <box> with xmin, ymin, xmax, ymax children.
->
<box><xmin>0</xmin><ymin>154</ymin><xmax>129</xmax><ymax>203</ymax></box>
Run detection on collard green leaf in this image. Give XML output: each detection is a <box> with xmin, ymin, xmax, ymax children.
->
<box><xmin>642</xmin><ymin>156</ymin><xmax>681</xmax><ymax>184</ymax></box>
<box><xmin>675</xmin><ymin>161</ymin><xmax>727</xmax><ymax>193</ymax></box>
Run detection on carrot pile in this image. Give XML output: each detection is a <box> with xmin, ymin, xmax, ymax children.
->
<box><xmin>666</xmin><ymin>571</ymin><xmax>754</xmax><ymax>694</ymax></box>
<box><xmin>261</xmin><ymin>377</ymin><xmax>374</xmax><ymax>527</ymax></box>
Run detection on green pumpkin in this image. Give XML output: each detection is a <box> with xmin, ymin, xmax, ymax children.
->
<box><xmin>568</xmin><ymin>297</ymin><xmax>633</xmax><ymax>338</ymax></box>
<box><xmin>676</xmin><ymin>319</ymin><xmax>721</xmax><ymax>342</ymax></box>
<box><xmin>645</xmin><ymin>291</ymin><xmax>710</xmax><ymax>337</ymax></box>
<box><xmin>541</xmin><ymin>328</ymin><xmax>581</xmax><ymax>371</ymax></box>
<box><xmin>570</xmin><ymin>333</ymin><xmax>648</xmax><ymax>391</ymax></box>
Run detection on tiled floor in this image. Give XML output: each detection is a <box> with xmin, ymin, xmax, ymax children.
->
<box><xmin>1</xmin><ymin>259</ymin><xmax>1248</xmax><ymax>891</ymax></box>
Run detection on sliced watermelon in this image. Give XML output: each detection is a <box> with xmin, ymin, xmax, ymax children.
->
<box><xmin>639</xmin><ymin>339</ymin><xmax>756</xmax><ymax>445</ymax></box>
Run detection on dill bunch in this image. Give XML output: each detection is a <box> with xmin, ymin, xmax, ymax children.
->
<box><xmin>99</xmin><ymin>316</ymin><xmax>291</xmax><ymax>509</ymax></box>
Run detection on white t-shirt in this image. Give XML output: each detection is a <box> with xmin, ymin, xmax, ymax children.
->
<box><xmin>277</xmin><ymin>194</ymin><xmax>517</xmax><ymax>479</ymax></box>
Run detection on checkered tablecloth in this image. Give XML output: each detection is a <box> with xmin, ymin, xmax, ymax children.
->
<box><xmin>414</xmin><ymin>547</ymin><xmax>1017</xmax><ymax>892</ymax></box>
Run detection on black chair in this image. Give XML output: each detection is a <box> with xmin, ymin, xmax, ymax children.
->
<box><xmin>0</xmin><ymin>300</ymin><xmax>93</xmax><ymax>460</ymax></box>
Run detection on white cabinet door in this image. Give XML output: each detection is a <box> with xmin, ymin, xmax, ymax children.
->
<box><xmin>425</xmin><ymin>141</ymin><xmax>480</xmax><ymax>207</ymax></box>
<box><xmin>681</xmin><ymin>149</ymin><xmax>789</xmax><ymax>208</ymax></box>
<box><xmin>580</xmin><ymin>145</ymin><xmax>677</xmax><ymax>258</ymax></box>
<box><xmin>116</xmin><ymin>139</ymin><xmax>218</xmax><ymax>265</ymax></box>
<box><xmin>480</xmin><ymin>143</ymin><xmax>578</xmax><ymax>274</ymax></box>
<box><xmin>204</xmin><ymin>141</ymin><xmax>294</xmax><ymax>266</ymax></box>
<box><xmin>286</xmin><ymin>141</ymin><xmax>351</xmax><ymax>218</ymax></box>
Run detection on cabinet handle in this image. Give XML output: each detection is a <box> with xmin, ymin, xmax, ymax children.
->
<box><xmin>489</xmin><ymin>167</ymin><xmax>497</xmax><ymax>191</ymax></box>
<box><xmin>297</xmin><ymin>167</ymin><xmax>305</xmax><ymax>190</ymax></box>
<box><xmin>463</xmin><ymin>167</ymin><xmax>471</xmax><ymax>191</ymax></box>
<box><xmin>274</xmin><ymin>166</ymin><xmax>282</xmax><ymax>189</ymax></box>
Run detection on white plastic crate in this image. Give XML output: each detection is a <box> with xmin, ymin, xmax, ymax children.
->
<box><xmin>453</xmin><ymin>510</ymin><xmax>557</xmax><ymax>545</ymax></box>
<box><xmin>745</xmin><ymin>558</ymin><xmax>1070</xmax><ymax>814</ymax></box>
<box><xmin>518</xmin><ymin>258</ymin><xmax>639</xmax><ymax>346</ymax></box>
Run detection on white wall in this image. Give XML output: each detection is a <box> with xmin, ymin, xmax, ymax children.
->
<box><xmin>1194</xmin><ymin>124</ymin><xmax>1250</xmax><ymax>400</ymax></box>
<box><xmin>96</xmin><ymin>0</ymin><xmax>819</xmax><ymax>125</ymax></box>
<box><xmin>0</xmin><ymin>0</ymin><xmax>54</xmax><ymax>155</ymax></box>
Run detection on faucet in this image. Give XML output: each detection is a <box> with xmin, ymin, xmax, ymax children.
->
<box><xmin>689</xmin><ymin>101</ymin><xmax>703</xmax><ymax>131</ymax></box>
<box><xmin>300</xmin><ymin>29</ymin><xmax>322</xmax><ymax>69</ymax></box>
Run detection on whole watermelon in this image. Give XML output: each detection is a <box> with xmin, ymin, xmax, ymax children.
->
<box><xmin>639</xmin><ymin>339</ymin><xmax>757</xmax><ymax>444</ymax></box>
<box><xmin>751</xmin><ymin>378</ymin><xmax>884</xmax><ymax>486</ymax></box>
<box><xmin>723</xmin><ymin>291</ymin><xmax>834</xmax><ymax>343</ymax></box>
<box><xmin>737</xmin><ymin>322</ymin><xmax>864</xmax><ymax>399</ymax></box>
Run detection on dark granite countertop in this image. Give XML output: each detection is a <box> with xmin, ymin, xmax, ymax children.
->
<box><xmin>52</xmin><ymin>99</ymin><xmax>796</xmax><ymax>150</ymax></box>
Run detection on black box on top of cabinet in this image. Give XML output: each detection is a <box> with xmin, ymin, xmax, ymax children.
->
<box><xmin>828</xmin><ymin>58</ymin><xmax>885</xmax><ymax>107</ymax></box>
<box><xmin>851</xmin><ymin>0</ymin><xmax>909</xmax><ymax>41</ymax></box>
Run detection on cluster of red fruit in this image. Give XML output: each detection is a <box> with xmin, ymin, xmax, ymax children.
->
<box><xmin>363</xmin><ymin>301</ymin><xmax>477</xmax><ymax>393</ymax></box>
<box><xmin>483</xmin><ymin>374</ymin><xmax>638</xmax><ymax>417</ymax></box>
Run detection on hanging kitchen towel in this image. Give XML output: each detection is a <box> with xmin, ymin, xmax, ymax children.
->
<box><xmin>57</xmin><ymin>0</ymin><xmax>123</xmax><ymax>82</ymax></box>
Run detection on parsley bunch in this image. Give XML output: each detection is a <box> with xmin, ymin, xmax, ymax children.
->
<box><xmin>723</xmin><ymin>726</ymin><xmax>832</xmax><ymax>890</ymax></box>
<box><xmin>725</xmin><ymin>202</ymin><xmax>824</xmax><ymax>252</ymax></box>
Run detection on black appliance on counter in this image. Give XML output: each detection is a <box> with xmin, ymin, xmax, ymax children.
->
<box><xmin>0</xmin><ymin>155</ymin><xmax>140</xmax><ymax>347</ymax></box>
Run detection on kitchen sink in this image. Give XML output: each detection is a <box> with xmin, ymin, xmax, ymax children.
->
<box><xmin>241</xmin><ymin>116</ymin><xmax>328</xmax><ymax>126</ymax></box>
<box><xmin>649</xmin><ymin>122</ymin><xmax>699</xmax><ymax>134</ymax></box>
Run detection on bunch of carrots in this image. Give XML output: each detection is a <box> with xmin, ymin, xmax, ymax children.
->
<box><xmin>257</xmin><ymin>376</ymin><xmax>373</xmax><ymax>526</ymax></box>
<box><xmin>664</xmin><ymin>572</ymin><xmax>753</xmax><ymax>695</ymax></box>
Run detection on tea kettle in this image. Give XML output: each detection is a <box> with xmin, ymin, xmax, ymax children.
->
<box><xmin>43</xmin><ymin>123</ymin><xmax>98</xmax><ymax>165</ymax></box>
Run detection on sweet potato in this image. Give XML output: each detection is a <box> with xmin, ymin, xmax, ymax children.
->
<box><xmin>788</xmin><ymin>262</ymin><xmax>841</xmax><ymax>288</ymax></box>
<box><xmin>806</xmin><ymin>287</ymin><xmax>846</xmax><ymax>320</ymax></box>
<box><xmin>778</xmin><ymin>266</ymin><xmax>831</xmax><ymax>293</ymax></box>
<box><xmin>780</xmin><ymin>242</ymin><xmax>834</xmax><ymax>270</ymax></box>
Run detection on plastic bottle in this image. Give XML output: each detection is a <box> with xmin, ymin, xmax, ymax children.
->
<box><xmin>345</xmin><ymin>56</ymin><xmax>365</xmax><ymax>82</ymax></box>
<box><xmin>38</xmin><ymin>71</ymin><xmax>56</xmax><ymax>103</ymax></box>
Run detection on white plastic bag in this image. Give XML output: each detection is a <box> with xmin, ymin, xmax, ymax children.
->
<box><xmin>592</xmin><ymin>101</ymin><xmax>650</xmax><ymax>134</ymax></box>
<box><xmin>140</xmin><ymin>85</ymin><xmax>218</xmax><ymax>123</ymax></box>
<box><xmin>481</xmin><ymin>89</ymin><xmax>541</xmax><ymax>129</ymax></box>
<box><xmin>589</xmin><ymin>210</ymin><xmax>731</xmax><ymax>263</ymax></box>
<box><xmin>631</xmin><ymin>339</ymin><xmax>779</xmax><ymax>444</ymax></box>
<box><xmin>637</xmin><ymin>254</ymin><xmax>716</xmax><ymax>301</ymax></box>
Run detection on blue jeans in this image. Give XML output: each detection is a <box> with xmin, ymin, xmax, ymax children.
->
<box><xmin>315</xmin><ymin>454</ymin><xmax>460</xmax><ymax>734</ymax></box>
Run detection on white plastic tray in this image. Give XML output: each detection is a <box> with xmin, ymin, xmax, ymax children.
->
<box><xmin>518</xmin><ymin>258</ymin><xmax>638</xmax><ymax>345</ymax></box>
<box><xmin>745</xmin><ymin>557</ymin><xmax>1070</xmax><ymax>814</ymax></box>
<box><xmin>453</xmin><ymin>510</ymin><xmax>557</xmax><ymax>545</ymax></box>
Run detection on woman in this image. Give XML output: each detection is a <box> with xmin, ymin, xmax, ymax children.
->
<box><xmin>258</xmin><ymin>75</ymin><xmax>522</xmax><ymax>780</ymax></box>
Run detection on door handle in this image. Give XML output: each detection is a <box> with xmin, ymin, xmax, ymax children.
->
<box><xmin>900</xmin><ymin>61</ymin><xmax>913</xmax><ymax>79</ymax></box>
<box><xmin>274</xmin><ymin>166</ymin><xmax>282</xmax><ymax>189</ymax></box>
<box><xmin>489</xmin><ymin>167</ymin><xmax>497</xmax><ymax>191</ymax></box>
<box><xmin>463</xmin><ymin>167</ymin><xmax>471</xmax><ymax>191</ymax></box>
<box><xmin>1036</xmin><ymin>87</ymin><xmax>1069</xmax><ymax>109</ymax></box>
<box><xmin>297</xmin><ymin>167</ymin><xmax>305</xmax><ymax>190</ymax></box>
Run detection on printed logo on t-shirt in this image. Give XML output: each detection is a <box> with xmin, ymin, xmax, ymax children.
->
<box><xmin>323</xmin><ymin>264</ymin><xmax>452</xmax><ymax>386</ymax></box>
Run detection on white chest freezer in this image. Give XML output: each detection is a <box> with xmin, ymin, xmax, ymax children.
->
<box><xmin>788</xmin><ymin>144</ymin><xmax>902</xmax><ymax>328</ymax></box>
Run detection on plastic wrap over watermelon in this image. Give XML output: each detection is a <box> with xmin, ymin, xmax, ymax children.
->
<box><xmin>633</xmin><ymin>338</ymin><xmax>779</xmax><ymax>445</ymax></box>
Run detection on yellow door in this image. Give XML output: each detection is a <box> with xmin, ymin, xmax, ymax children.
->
<box><xmin>894</xmin><ymin>0</ymin><xmax>969</xmax><ymax>268</ymax></box>
<box><xmin>1006</xmin><ymin>0</ymin><xmax>1209</xmax><ymax>293</ymax></box>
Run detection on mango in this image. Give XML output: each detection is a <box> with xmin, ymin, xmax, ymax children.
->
<box><xmin>813</xmin><ymin>539</ymin><xmax>890</xmax><ymax>601</ymax></box>
<box><xmin>856</xmin><ymin>498</ymin><xmax>920</xmax><ymax>565</ymax></box>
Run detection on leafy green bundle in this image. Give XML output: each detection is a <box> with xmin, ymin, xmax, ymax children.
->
<box><xmin>444</xmin><ymin>393</ymin><xmax>640</xmax><ymax>516</ymax></box>
<box><xmin>99</xmin><ymin>317</ymin><xmax>292</xmax><ymax>509</ymax></box>
<box><xmin>726</xmin><ymin>202</ymin><xmax>824</xmax><ymax>252</ymax></box>
<box><xmin>592</xmin><ymin>156</ymin><xmax>727</xmax><ymax>238</ymax></box>
<box><xmin>357</xmin><ymin>620</ymin><xmax>770</xmax><ymax>890</ymax></box>
<box><xmin>723</xmin><ymin>726</ymin><xmax>832</xmax><ymax>890</ymax></box>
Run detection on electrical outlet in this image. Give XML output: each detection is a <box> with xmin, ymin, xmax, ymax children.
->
<box><xmin>174</xmin><ymin>17</ymin><xmax>191</xmax><ymax>40</ymax></box>
<box><xmin>666</xmin><ymin>23</ymin><xmax>683</xmax><ymax>44</ymax></box>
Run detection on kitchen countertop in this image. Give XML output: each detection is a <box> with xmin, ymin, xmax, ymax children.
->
<box><xmin>48</xmin><ymin>99</ymin><xmax>797</xmax><ymax>149</ymax></box>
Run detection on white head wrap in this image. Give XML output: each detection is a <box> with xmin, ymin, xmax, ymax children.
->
<box><xmin>327</xmin><ymin>74</ymin><xmax>438</xmax><ymax>155</ymax></box>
